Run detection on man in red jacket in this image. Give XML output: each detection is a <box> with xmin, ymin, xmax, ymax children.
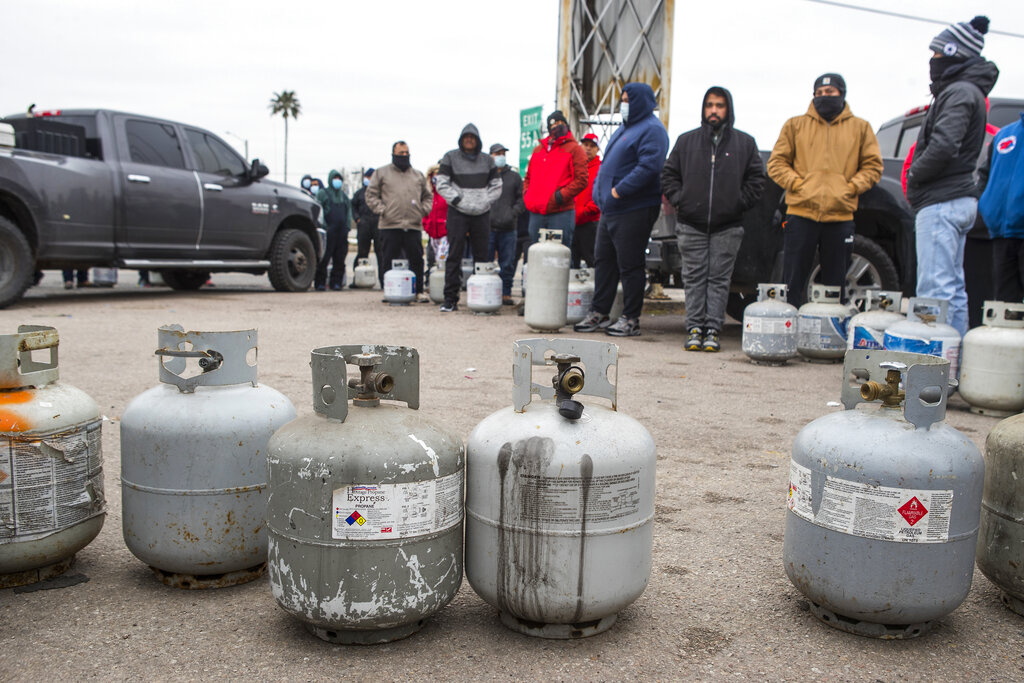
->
<box><xmin>573</xmin><ymin>133</ymin><xmax>602</xmax><ymax>267</ymax></box>
<box><xmin>523</xmin><ymin>111</ymin><xmax>589</xmax><ymax>248</ymax></box>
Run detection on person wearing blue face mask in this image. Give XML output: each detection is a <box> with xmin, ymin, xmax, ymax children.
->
<box><xmin>487</xmin><ymin>143</ymin><xmax>524</xmax><ymax>305</ymax></box>
<box><xmin>314</xmin><ymin>169</ymin><xmax>353</xmax><ymax>291</ymax></box>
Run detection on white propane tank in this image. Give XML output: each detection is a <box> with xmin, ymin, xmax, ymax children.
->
<box><xmin>91</xmin><ymin>267</ymin><xmax>117</xmax><ymax>287</ymax></box>
<box><xmin>797</xmin><ymin>284</ymin><xmax>850</xmax><ymax>363</ymax></box>
<box><xmin>0</xmin><ymin>326</ymin><xmax>105</xmax><ymax>588</ymax></box>
<box><xmin>742</xmin><ymin>283</ymin><xmax>798</xmax><ymax>365</ymax></box>
<box><xmin>959</xmin><ymin>301</ymin><xmax>1024</xmax><ymax>416</ymax></box>
<box><xmin>524</xmin><ymin>230</ymin><xmax>571</xmax><ymax>332</ymax></box>
<box><xmin>884</xmin><ymin>297</ymin><xmax>962</xmax><ymax>380</ymax></box>
<box><xmin>566</xmin><ymin>268</ymin><xmax>595</xmax><ymax>325</ymax></box>
<box><xmin>784</xmin><ymin>351</ymin><xmax>981</xmax><ymax>639</ymax></box>
<box><xmin>848</xmin><ymin>290</ymin><xmax>904</xmax><ymax>350</ymax></box>
<box><xmin>461</xmin><ymin>258</ymin><xmax>474</xmax><ymax>291</ymax></box>
<box><xmin>353</xmin><ymin>258</ymin><xmax>377</xmax><ymax>288</ymax></box>
<box><xmin>429</xmin><ymin>256</ymin><xmax>447</xmax><ymax>304</ymax></box>
<box><xmin>467</xmin><ymin>262</ymin><xmax>503</xmax><ymax>314</ymax></box>
<box><xmin>266</xmin><ymin>345</ymin><xmax>464</xmax><ymax>644</ymax></box>
<box><xmin>466</xmin><ymin>338</ymin><xmax>655</xmax><ymax>638</ymax></box>
<box><xmin>120</xmin><ymin>326</ymin><xmax>296</xmax><ymax>589</ymax></box>
<box><xmin>383</xmin><ymin>259</ymin><xmax>415</xmax><ymax>305</ymax></box>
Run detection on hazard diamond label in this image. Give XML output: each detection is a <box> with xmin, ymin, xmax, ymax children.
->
<box><xmin>898</xmin><ymin>496</ymin><xmax>928</xmax><ymax>526</ymax></box>
<box><xmin>785</xmin><ymin>320</ymin><xmax>792</xmax><ymax>328</ymax></box>
<box><xmin>0</xmin><ymin>469</ymin><xmax>7</xmax><ymax>485</ymax></box>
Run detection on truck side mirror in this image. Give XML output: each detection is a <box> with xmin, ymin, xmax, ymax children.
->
<box><xmin>249</xmin><ymin>159</ymin><xmax>270</xmax><ymax>180</ymax></box>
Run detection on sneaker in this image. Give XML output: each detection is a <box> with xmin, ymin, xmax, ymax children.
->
<box><xmin>605</xmin><ymin>316</ymin><xmax>640</xmax><ymax>337</ymax></box>
<box><xmin>685</xmin><ymin>327</ymin><xmax>703</xmax><ymax>351</ymax></box>
<box><xmin>502</xmin><ymin>295</ymin><xmax>515</xmax><ymax>306</ymax></box>
<box><xmin>440</xmin><ymin>302</ymin><xmax>458</xmax><ymax>313</ymax></box>
<box><xmin>315</xmin><ymin>285</ymin><xmax>327</xmax><ymax>291</ymax></box>
<box><xmin>702</xmin><ymin>330</ymin><xmax>721</xmax><ymax>352</ymax></box>
<box><xmin>573</xmin><ymin>311</ymin><xmax>610</xmax><ymax>333</ymax></box>
<box><xmin>330</xmin><ymin>284</ymin><xmax>343</xmax><ymax>291</ymax></box>
<box><xmin>64</xmin><ymin>281</ymin><xmax>74</xmax><ymax>290</ymax></box>
<box><xmin>348</xmin><ymin>282</ymin><xmax>358</xmax><ymax>289</ymax></box>
<box><xmin>416</xmin><ymin>294</ymin><xmax>430</xmax><ymax>303</ymax></box>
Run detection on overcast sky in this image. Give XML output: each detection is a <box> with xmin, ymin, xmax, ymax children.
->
<box><xmin>5</xmin><ymin>1</ymin><xmax>1022</xmax><ymax>186</ymax></box>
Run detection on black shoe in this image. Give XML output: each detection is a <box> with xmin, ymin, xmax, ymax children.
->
<box><xmin>315</xmin><ymin>285</ymin><xmax>326</xmax><ymax>291</ymax></box>
<box><xmin>440</xmin><ymin>302</ymin><xmax>458</xmax><ymax>313</ymax></box>
<box><xmin>605</xmin><ymin>316</ymin><xmax>640</xmax><ymax>337</ymax></box>
<box><xmin>348</xmin><ymin>282</ymin><xmax>358</xmax><ymax>289</ymax></box>
<box><xmin>330</xmin><ymin>284</ymin><xmax>342</xmax><ymax>291</ymax></box>
<box><xmin>573</xmin><ymin>311</ymin><xmax>610</xmax><ymax>333</ymax></box>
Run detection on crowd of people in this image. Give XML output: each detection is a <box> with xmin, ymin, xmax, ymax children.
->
<box><xmin>300</xmin><ymin>14</ymin><xmax>1017</xmax><ymax>347</ymax></box>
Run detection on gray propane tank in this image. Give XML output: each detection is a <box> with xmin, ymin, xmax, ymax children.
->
<box><xmin>784</xmin><ymin>350</ymin><xmax>982</xmax><ymax>638</ymax></box>
<box><xmin>383</xmin><ymin>259</ymin><xmax>416</xmax><ymax>304</ymax></box>
<box><xmin>847</xmin><ymin>290</ymin><xmax>904</xmax><ymax>351</ymax></box>
<box><xmin>461</xmin><ymin>258</ymin><xmax>474</xmax><ymax>291</ymax></box>
<box><xmin>428</xmin><ymin>256</ymin><xmax>447</xmax><ymax>304</ymax></box>
<box><xmin>976</xmin><ymin>412</ymin><xmax>1024</xmax><ymax>615</ymax></box>
<box><xmin>958</xmin><ymin>301</ymin><xmax>1024</xmax><ymax>416</ymax></box>
<box><xmin>465</xmin><ymin>338</ymin><xmax>656</xmax><ymax>638</ymax></box>
<box><xmin>353</xmin><ymin>258</ymin><xmax>377</xmax><ymax>288</ymax></box>
<box><xmin>742</xmin><ymin>283</ymin><xmax>798</xmax><ymax>365</ymax></box>
<box><xmin>467</xmin><ymin>262</ymin><xmax>503</xmax><ymax>314</ymax></box>
<box><xmin>884</xmin><ymin>297</ymin><xmax>962</xmax><ymax>381</ymax></box>
<box><xmin>566</xmin><ymin>267</ymin><xmax>595</xmax><ymax>325</ymax></box>
<box><xmin>796</xmin><ymin>284</ymin><xmax>850</xmax><ymax>363</ymax></box>
<box><xmin>266</xmin><ymin>345</ymin><xmax>464</xmax><ymax>644</ymax></box>
<box><xmin>120</xmin><ymin>326</ymin><xmax>295</xmax><ymax>589</ymax></box>
<box><xmin>525</xmin><ymin>229</ymin><xmax>571</xmax><ymax>331</ymax></box>
<box><xmin>0</xmin><ymin>326</ymin><xmax>105</xmax><ymax>588</ymax></box>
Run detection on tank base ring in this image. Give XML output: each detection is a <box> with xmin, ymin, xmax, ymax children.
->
<box><xmin>0</xmin><ymin>555</ymin><xmax>75</xmax><ymax>589</ymax></box>
<box><xmin>808</xmin><ymin>601</ymin><xmax>932</xmax><ymax>639</ymax></box>
<box><xmin>800</xmin><ymin>356</ymin><xmax>843</xmax><ymax>364</ymax></box>
<box><xmin>471</xmin><ymin>311</ymin><xmax>499</xmax><ymax>316</ymax></box>
<box><xmin>749</xmin><ymin>358</ymin><xmax>790</xmax><ymax>367</ymax></box>
<box><xmin>499</xmin><ymin>611</ymin><xmax>617</xmax><ymax>639</ymax></box>
<box><xmin>968</xmin><ymin>406</ymin><xmax>1018</xmax><ymax>418</ymax></box>
<box><xmin>306</xmin><ymin>619</ymin><xmax>425</xmax><ymax>645</ymax></box>
<box><xmin>1000</xmin><ymin>591</ymin><xmax>1024</xmax><ymax>617</ymax></box>
<box><xmin>149</xmin><ymin>561</ymin><xmax>267</xmax><ymax>590</ymax></box>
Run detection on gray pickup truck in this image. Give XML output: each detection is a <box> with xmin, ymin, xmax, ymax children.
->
<box><xmin>0</xmin><ymin>109</ymin><xmax>324</xmax><ymax>308</ymax></box>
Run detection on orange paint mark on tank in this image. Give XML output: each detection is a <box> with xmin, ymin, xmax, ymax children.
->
<box><xmin>0</xmin><ymin>391</ymin><xmax>36</xmax><ymax>432</ymax></box>
<box><xmin>0</xmin><ymin>390</ymin><xmax>34</xmax><ymax>405</ymax></box>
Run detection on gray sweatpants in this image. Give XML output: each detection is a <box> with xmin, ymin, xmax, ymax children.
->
<box><xmin>678</xmin><ymin>223</ymin><xmax>744</xmax><ymax>332</ymax></box>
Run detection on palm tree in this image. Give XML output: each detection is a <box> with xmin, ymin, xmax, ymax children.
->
<box><xmin>269</xmin><ymin>90</ymin><xmax>301</xmax><ymax>182</ymax></box>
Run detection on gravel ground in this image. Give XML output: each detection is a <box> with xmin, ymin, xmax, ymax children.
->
<box><xmin>0</xmin><ymin>267</ymin><xmax>1021</xmax><ymax>682</ymax></box>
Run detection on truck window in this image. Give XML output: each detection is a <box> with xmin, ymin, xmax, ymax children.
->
<box><xmin>988</xmin><ymin>106</ymin><xmax>1022</xmax><ymax>130</ymax></box>
<box><xmin>896</xmin><ymin>124</ymin><xmax>920</xmax><ymax>160</ymax></box>
<box><xmin>126</xmin><ymin>120</ymin><xmax>186</xmax><ymax>169</ymax></box>
<box><xmin>875</xmin><ymin>123</ymin><xmax>900</xmax><ymax>158</ymax></box>
<box><xmin>184</xmin><ymin>129</ymin><xmax>246</xmax><ymax>177</ymax></box>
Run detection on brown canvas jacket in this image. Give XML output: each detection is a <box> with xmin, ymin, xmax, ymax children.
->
<box><xmin>365</xmin><ymin>163</ymin><xmax>433</xmax><ymax>230</ymax></box>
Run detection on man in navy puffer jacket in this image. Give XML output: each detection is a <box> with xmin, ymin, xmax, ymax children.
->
<box><xmin>575</xmin><ymin>82</ymin><xmax>669</xmax><ymax>336</ymax></box>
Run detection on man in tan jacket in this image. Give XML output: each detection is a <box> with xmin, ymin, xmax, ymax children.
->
<box><xmin>767</xmin><ymin>73</ymin><xmax>883</xmax><ymax>306</ymax></box>
<box><xmin>366</xmin><ymin>141</ymin><xmax>433</xmax><ymax>300</ymax></box>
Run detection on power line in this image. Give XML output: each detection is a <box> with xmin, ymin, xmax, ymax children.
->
<box><xmin>802</xmin><ymin>0</ymin><xmax>1024</xmax><ymax>39</ymax></box>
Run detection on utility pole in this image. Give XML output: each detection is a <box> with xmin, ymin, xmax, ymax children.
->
<box><xmin>224</xmin><ymin>131</ymin><xmax>249</xmax><ymax>160</ymax></box>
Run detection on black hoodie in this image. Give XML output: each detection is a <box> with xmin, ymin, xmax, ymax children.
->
<box><xmin>660</xmin><ymin>86</ymin><xmax>766</xmax><ymax>232</ymax></box>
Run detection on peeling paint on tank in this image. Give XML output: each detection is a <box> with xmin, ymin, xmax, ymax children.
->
<box><xmin>408</xmin><ymin>434</ymin><xmax>439</xmax><ymax>476</ymax></box>
<box><xmin>398</xmin><ymin>547</ymin><xmax>436</xmax><ymax>599</ymax></box>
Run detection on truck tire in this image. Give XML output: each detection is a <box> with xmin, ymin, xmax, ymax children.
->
<box><xmin>268</xmin><ymin>228</ymin><xmax>315</xmax><ymax>292</ymax></box>
<box><xmin>0</xmin><ymin>217</ymin><xmax>34</xmax><ymax>309</ymax></box>
<box><xmin>161</xmin><ymin>270</ymin><xmax>210</xmax><ymax>290</ymax></box>
<box><xmin>807</xmin><ymin>234</ymin><xmax>899</xmax><ymax>311</ymax></box>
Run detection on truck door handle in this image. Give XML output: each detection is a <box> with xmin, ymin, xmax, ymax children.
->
<box><xmin>127</xmin><ymin>174</ymin><xmax>151</xmax><ymax>184</ymax></box>
<box><xmin>203</xmin><ymin>183</ymin><xmax>223</xmax><ymax>192</ymax></box>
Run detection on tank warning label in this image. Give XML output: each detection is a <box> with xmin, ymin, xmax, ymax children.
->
<box><xmin>798</xmin><ymin>316</ymin><xmax>847</xmax><ymax>350</ymax></box>
<box><xmin>744</xmin><ymin>316</ymin><xmax>795</xmax><ymax>335</ymax></box>
<box><xmin>332</xmin><ymin>471</ymin><xmax>463</xmax><ymax>540</ymax></box>
<box><xmin>787</xmin><ymin>461</ymin><xmax>952</xmax><ymax>543</ymax></box>
<box><xmin>0</xmin><ymin>421</ymin><xmax>105</xmax><ymax>542</ymax></box>
<box><xmin>514</xmin><ymin>470</ymin><xmax>642</xmax><ymax>528</ymax></box>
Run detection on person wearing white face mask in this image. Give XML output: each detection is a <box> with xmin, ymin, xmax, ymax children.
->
<box><xmin>487</xmin><ymin>143</ymin><xmax>524</xmax><ymax>305</ymax></box>
<box><xmin>314</xmin><ymin>169</ymin><xmax>353</xmax><ymax>291</ymax></box>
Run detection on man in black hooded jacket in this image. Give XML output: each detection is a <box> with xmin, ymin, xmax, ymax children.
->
<box><xmin>661</xmin><ymin>86</ymin><xmax>765</xmax><ymax>352</ymax></box>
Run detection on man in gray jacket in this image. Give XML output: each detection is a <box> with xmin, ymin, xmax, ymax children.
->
<box><xmin>435</xmin><ymin>123</ymin><xmax>502</xmax><ymax>312</ymax></box>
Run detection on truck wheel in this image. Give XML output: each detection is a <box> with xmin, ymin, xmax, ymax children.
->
<box><xmin>0</xmin><ymin>217</ymin><xmax>34</xmax><ymax>309</ymax></box>
<box><xmin>161</xmin><ymin>270</ymin><xmax>210</xmax><ymax>290</ymax></box>
<box><xmin>268</xmin><ymin>228</ymin><xmax>315</xmax><ymax>292</ymax></box>
<box><xmin>807</xmin><ymin>234</ymin><xmax>898</xmax><ymax>311</ymax></box>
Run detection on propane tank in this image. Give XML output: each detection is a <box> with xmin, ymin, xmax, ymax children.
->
<box><xmin>525</xmin><ymin>230</ymin><xmax>571</xmax><ymax>332</ymax></box>
<box><xmin>353</xmin><ymin>258</ymin><xmax>377</xmax><ymax>289</ymax></box>
<box><xmin>977</xmin><ymin>413</ymin><xmax>1024</xmax><ymax>615</ymax></box>
<box><xmin>266</xmin><ymin>345</ymin><xmax>464</xmax><ymax>644</ymax></box>
<box><xmin>467</xmin><ymin>262</ymin><xmax>503</xmax><ymax>315</ymax></box>
<box><xmin>784</xmin><ymin>350</ymin><xmax>982</xmax><ymax>638</ymax></box>
<box><xmin>466</xmin><ymin>339</ymin><xmax>656</xmax><ymax>638</ymax></box>
<box><xmin>566</xmin><ymin>268</ymin><xmax>595</xmax><ymax>325</ymax></box>
<box><xmin>0</xmin><ymin>326</ymin><xmax>105</xmax><ymax>588</ymax></box>
<box><xmin>796</xmin><ymin>284</ymin><xmax>850</xmax><ymax>363</ymax></box>
<box><xmin>959</xmin><ymin>301</ymin><xmax>1024</xmax><ymax>417</ymax></box>
<box><xmin>848</xmin><ymin>290</ymin><xmax>904</xmax><ymax>351</ymax></box>
<box><xmin>742</xmin><ymin>283</ymin><xmax>798</xmax><ymax>365</ymax></box>
<box><xmin>884</xmin><ymin>297</ymin><xmax>962</xmax><ymax>381</ymax></box>
<box><xmin>120</xmin><ymin>326</ymin><xmax>295</xmax><ymax>589</ymax></box>
<box><xmin>383</xmin><ymin>259</ymin><xmax>416</xmax><ymax>305</ymax></box>
<box><xmin>461</xmin><ymin>258</ymin><xmax>474</xmax><ymax>291</ymax></box>
<box><xmin>428</xmin><ymin>256</ymin><xmax>447</xmax><ymax>304</ymax></box>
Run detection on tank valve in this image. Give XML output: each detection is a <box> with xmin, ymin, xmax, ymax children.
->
<box><xmin>860</xmin><ymin>361</ymin><xmax>906</xmax><ymax>406</ymax></box>
<box><xmin>551</xmin><ymin>352</ymin><xmax>585</xmax><ymax>420</ymax></box>
<box><xmin>347</xmin><ymin>353</ymin><xmax>394</xmax><ymax>407</ymax></box>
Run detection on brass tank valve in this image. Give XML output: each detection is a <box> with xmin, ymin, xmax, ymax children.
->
<box><xmin>347</xmin><ymin>353</ymin><xmax>394</xmax><ymax>406</ymax></box>
<box><xmin>860</xmin><ymin>361</ymin><xmax>907</xmax><ymax>406</ymax></box>
<box><xmin>551</xmin><ymin>352</ymin><xmax>586</xmax><ymax>420</ymax></box>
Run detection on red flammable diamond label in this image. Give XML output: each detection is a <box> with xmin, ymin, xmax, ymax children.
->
<box><xmin>898</xmin><ymin>496</ymin><xmax>928</xmax><ymax>526</ymax></box>
<box><xmin>785</xmin><ymin>320</ymin><xmax>792</xmax><ymax>328</ymax></box>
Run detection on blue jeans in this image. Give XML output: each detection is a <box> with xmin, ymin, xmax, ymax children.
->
<box><xmin>528</xmin><ymin>210</ymin><xmax>575</xmax><ymax>249</ymax></box>
<box><xmin>487</xmin><ymin>229</ymin><xmax>517</xmax><ymax>296</ymax></box>
<box><xmin>915</xmin><ymin>196</ymin><xmax>977</xmax><ymax>336</ymax></box>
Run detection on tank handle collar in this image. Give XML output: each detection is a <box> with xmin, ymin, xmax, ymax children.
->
<box><xmin>156</xmin><ymin>325</ymin><xmax>257</xmax><ymax>394</ymax></box>
<box><xmin>0</xmin><ymin>325</ymin><xmax>59</xmax><ymax>389</ymax></box>
<box><xmin>512</xmin><ymin>338</ymin><xmax>618</xmax><ymax>413</ymax></box>
<box><xmin>310</xmin><ymin>345</ymin><xmax>420</xmax><ymax>422</ymax></box>
<box><xmin>842</xmin><ymin>350</ymin><xmax>950</xmax><ymax>429</ymax></box>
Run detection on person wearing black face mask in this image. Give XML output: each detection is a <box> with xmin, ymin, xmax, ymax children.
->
<box><xmin>767</xmin><ymin>73</ymin><xmax>883</xmax><ymax>308</ymax></box>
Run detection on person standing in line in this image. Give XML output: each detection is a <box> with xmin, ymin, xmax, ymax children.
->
<box><xmin>766</xmin><ymin>73</ymin><xmax>882</xmax><ymax>308</ymax></box>
<box><xmin>314</xmin><ymin>169</ymin><xmax>352</xmax><ymax>291</ymax></box>
<box><xmin>300</xmin><ymin>174</ymin><xmax>316</xmax><ymax>197</ymax></box>
<box><xmin>523</xmin><ymin>111</ymin><xmax>588</xmax><ymax>249</ymax></box>
<box><xmin>350</xmin><ymin>168</ymin><xmax>383</xmax><ymax>287</ymax></box>
<box><xmin>906</xmin><ymin>16</ymin><xmax>999</xmax><ymax>336</ymax></box>
<box><xmin>487</xmin><ymin>143</ymin><xmax>524</xmax><ymax>305</ymax></box>
<box><xmin>423</xmin><ymin>163</ymin><xmax>449</xmax><ymax>282</ymax></box>
<box><xmin>365</xmin><ymin>141</ymin><xmax>432</xmax><ymax>302</ymax></box>
<box><xmin>574</xmin><ymin>82</ymin><xmax>669</xmax><ymax>337</ymax></box>
<box><xmin>662</xmin><ymin>86</ymin><xmax>765</xmax><ymax>352</ymax></box>
<box><xmin>434</xmin><ymin>123</ymin><xmax>502</xmax><ymax>312</ymax></box>
<box><xmin>572</xmin><ymin>132</ymin><xmax>602</xmax><ymax>268</ymax></box>
<box><xmin>979</xmin><ymin>110</ymin><xmax>1024</xmax><ymax>302</ymax></box>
